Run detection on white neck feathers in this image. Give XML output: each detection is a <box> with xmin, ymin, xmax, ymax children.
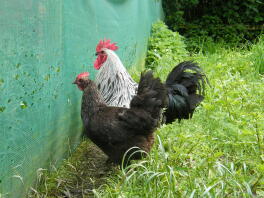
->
<box><xmin>95</xmin><ymin>49</ymin><xmax>138</xmax><ymax>107</ymax></box>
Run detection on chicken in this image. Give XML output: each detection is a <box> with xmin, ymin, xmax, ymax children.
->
<box><xmin>73</xmin><ymin>71</ymin><xmax>167</xmax><ymax>165</ymax></box>
<box><xmin>94</xmin><ymin>39</ymin><xmax>207</xmax><ymax>123</ymax></box>
<box><xmin>94</xmin><ymin>40</ymin><xmax>138</xmax><ymax>108</ymax></box>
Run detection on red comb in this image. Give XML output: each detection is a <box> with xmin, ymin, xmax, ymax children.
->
<box><xmin>77</xmin><ymin>72</ymin><xmax>89</xmax><ymax>79</ymax></box>
<box><xmin>96</xmin><ymin>39</ymin><xmax>118</xmax><ymax>52</ymax></box>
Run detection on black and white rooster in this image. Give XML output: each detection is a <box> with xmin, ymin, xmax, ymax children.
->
<box><xmin>94</xmin><ymin>39</ymin><xmax>207</xmax><ymax>124</ymax></box>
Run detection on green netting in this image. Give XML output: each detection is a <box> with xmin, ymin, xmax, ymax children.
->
<box><xmin>0</xmin><ymin>0</ymin><xmax>162</xmax><ymax>197</ymax></box>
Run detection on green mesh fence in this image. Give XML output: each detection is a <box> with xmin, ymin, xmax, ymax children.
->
<box><xmin>0</xmin><ymin>0</ymin><xmax>162</xmax><ymax>197</ymax></box>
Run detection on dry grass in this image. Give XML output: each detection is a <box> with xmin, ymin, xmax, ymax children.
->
<box><xmin>29</xmin><ymin>140</ymin><xmax>117</xmax><ymax>198</ymax></box>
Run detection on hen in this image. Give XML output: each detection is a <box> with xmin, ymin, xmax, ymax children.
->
<box><xmin>73</xmin><ymin>71</ymin><xmax>167</xmax><ymax>165</ymax></box>
<box><xmin>94</xmin><ymin>39</ymin><xmax>207</xmax><ymax>124</ymax></box>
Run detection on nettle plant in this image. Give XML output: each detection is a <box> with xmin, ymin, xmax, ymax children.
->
<box><xmin>145</xmin><ymin>21</ymin><xmax>188</xmax><ymax>73</ymax></box>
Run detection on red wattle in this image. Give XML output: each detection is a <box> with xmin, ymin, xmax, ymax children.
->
<box><xmin>94</xmin><ymin>58</ymin><xmax>101</xmax><ymax>70</ymax></box>
<box><xmin>94</xmin><ymin>55</ymin><xmax>107</xmax><ymax>70</ymax></box>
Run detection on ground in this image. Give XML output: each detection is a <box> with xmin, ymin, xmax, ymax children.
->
<box><xmin>29</xmin><ymin>140</ymin><xmax>116</xmax><ymax>198</ymax></box>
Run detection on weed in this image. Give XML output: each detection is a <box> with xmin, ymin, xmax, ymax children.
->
<box><xmin>145</xmin><ymin>21</ymin><xmax>188</xmax><ymax>71</ymax></box>
<box><xmin>249</xmin><ymin>35</ymin><xmax>264</xmax><ymax>74</ymax></box>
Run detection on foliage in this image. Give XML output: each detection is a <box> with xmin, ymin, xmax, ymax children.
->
<box><xmin>162</xmin><ymin>0</ymin><xmax>264</xmax><ymax>48</ymax></box>
<box><xmin>145</xmin><ymin>21</ymin><xmax>188</xmax><ymax>71</ymax></box>
<box><xmin>94</xmin><ymin>28</ymin><xmax>264</xmax><ymax>197</ymax></box>
<box><xmin>249</xmin><ymin>35</ymin><xmax>264</xmax><ymax>74</ymax></box>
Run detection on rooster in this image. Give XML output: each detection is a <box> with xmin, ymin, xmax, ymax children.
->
<box><xmin>94</xmin><ymin>39</ymin><xmax>207</xmax><ymax>123</ymax></box>
<box><xmin>73</xmin><ymin>71</ymin><xmax>167</xmax><ymax>165</ymax></box>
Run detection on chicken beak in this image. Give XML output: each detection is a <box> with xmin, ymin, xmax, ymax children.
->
<box><xmin>95</xmin><ymin>52</ymin><xmax>99</xmax><ymax>56</ymax></box>
<box><xmin>72</xmin><ymin>80</ymin><xmax>77</xmax><ymax>84</ymax></box>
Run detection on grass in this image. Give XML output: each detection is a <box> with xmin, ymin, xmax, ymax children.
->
<box><xmin>249</xmin><ymin>35</ymin><xmax>264</xmax><ymax>74</ymax></box>
<box><xmin>31</xmin><ymin>24</ymin><xmax>264</xmax><ymax>197</ymax></box>
<box><xmin>93</xmin><ymin>36</ymin><xmax>264</xmax><ymax>197</ymax></box>
<box><xmin>28</xmin><ymin>140</ymin><xmax>116</xmax><ymax>197</ymax></box>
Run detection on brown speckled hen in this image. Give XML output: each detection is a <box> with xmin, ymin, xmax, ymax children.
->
<box><xmin>73</xmin><ymin>71</ymin><xmax>167</xmax><ymax>165</ymax></box>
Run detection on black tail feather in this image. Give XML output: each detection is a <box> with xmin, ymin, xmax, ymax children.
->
<box><xmin>164</xmin><ymin>61</ymin><xmax>207</xmax><ymax>123</ymax></box>
<box><xmin>130</xmin><ymin>71</ymin><xmax>168</xmax><ymax>120</ymax></box>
